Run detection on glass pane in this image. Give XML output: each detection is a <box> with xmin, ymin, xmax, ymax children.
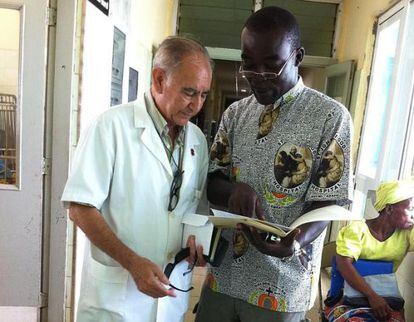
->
<box><xmin>0</xmin><ymin>8</ymin><xmax>20</xmax><ymax>186</ymax></box>
<box><xmin>358</xmin><ymin>17</ymin><xmax>400</xmax><ymax>179</ymax></box>
<box><xmin>326</xmin><ymin>74</ymin><xmax>345</xmax><ymax>104</ymax></box>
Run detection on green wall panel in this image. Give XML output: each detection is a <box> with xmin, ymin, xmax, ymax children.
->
<box><xmin>178</xmin><ymin>0</ymin><xmax>336</xmax><ymax>56</ymax></box>
<box><xmin>180</xmin><ymin>0</ymin><xmax>252</xmax><ymax>10</ymax></box>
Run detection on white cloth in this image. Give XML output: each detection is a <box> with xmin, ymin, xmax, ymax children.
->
<box><xmin>62</xmin><ymin>97</ymin><xmax>208</xmax><ymax>322</ymax></box>
<box><xmin>156</xmin><ymin>260</ymin><xmax>193</xmax><ymax>322</ymax></box>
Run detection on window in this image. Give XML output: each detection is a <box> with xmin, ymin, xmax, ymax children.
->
<box><xmin>0</xmin><ymin>8</ymin><xmax>20</xmax><ymax>188</ymax></box>
<box><xmin>354</xmin><ymin>1</ymin><xmax>414</xmax><ymax>217</ymax></box>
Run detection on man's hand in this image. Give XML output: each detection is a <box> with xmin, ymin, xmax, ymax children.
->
<box><xmin>240</xmin><ymin>225</ymin><xmax>300</xmax><ymax>258</ymax></box>
<box><xmin>186</xmin><ymin>235</ymin><xmax>206</xmax><ymax>267</ymax></box>
<box><xmin>128</xmin><ymin>255</ymin><xmax>176</xmax><ymax>298</ymax></box>
<box><xmin>367</xmin><ymin>293</ymin><xmax>392</xmax><ymax>321</ymax></box>
<box><xmin>228</xmin><ymin>182</ymin><xmax>265</xmax><ymax>220</ymax></box>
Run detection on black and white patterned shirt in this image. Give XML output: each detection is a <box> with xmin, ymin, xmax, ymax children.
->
<box><xmin>207</xmin><ymin>78</ymin><xmax>353</xmax><ymax>312</ymax></box>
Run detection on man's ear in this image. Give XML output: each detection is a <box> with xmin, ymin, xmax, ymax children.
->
<box><xmin>152</xmin><ymin>67</ymin><xmax>166</xmax><ymax>94</ymax></box>
<box><xmin>295</xmin><ymin>47</ymin><xmax>305</xmax><ymax>67</ymax></box>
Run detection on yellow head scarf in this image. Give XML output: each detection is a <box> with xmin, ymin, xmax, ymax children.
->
<box><xmin>374</xmin><ymin>178</ymin><xmax>414</xmax><ymax>212</ymax></box>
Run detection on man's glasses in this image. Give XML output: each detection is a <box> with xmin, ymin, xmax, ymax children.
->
<box><xmin>168</xmin><ymin>169</ymin><xmax>184</xmax><ymax>211</ymax></box>
<box><xmin>164</xmin><ymin>248</ymin><xmax>196</xmax><ymax>292</ymax></box>
<box><xmin>239</xmin><ymin>49</ymin><xmax>297</xmax><ymax>81</ymax></box>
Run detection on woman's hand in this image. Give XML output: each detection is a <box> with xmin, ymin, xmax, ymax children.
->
<box><xmin>367</xmin><ymin>293</ymin><xmax>392</xmax><ymax>321</ymax></box>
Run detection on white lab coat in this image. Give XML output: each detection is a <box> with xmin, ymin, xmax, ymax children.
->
<box><xmin>62</xmin><ymin>97</ymin><xmax>208</xmax><ymax>322</ymax></box>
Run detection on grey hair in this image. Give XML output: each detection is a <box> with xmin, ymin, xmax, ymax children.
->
<box><xmin>152</xmin><ymin>36</ymin><xmax>213</xmax><ymax>74</ymax></box>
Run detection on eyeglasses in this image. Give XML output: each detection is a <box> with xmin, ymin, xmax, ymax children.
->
<box><xmin>164</xmin><ymin>248</ymin><xmax>196</xmax><ymax>292</ymax></box>
<box><xmin>168</xmin><ymin>169</ymin><xmax>184</xmax><ymax>211</ymax></box>
<box><xmin>239</xmin><ymin>49</ymin><xmax>297</xmax><ymax>81</ymax></box>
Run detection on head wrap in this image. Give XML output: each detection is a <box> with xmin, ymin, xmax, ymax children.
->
<box><xmin>374</xmin><ymin>178</ymin><xmax>414</xmax><ymax>212</ymax></box>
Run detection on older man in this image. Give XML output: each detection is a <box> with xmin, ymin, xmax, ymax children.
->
<box><xmin>62</xmin><ymin>36</ymin><xmax>212</xmax><ymax>322</ymax></box>
<box><xmin>196</xmin><ymin>6</ymin><xmax>352</xmax><ymax>322</ymax></box>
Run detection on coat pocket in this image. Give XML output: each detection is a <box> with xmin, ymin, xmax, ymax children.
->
<box><xmin>79</xmin><ymin>257</ymin><xmax>130</xmax><ymax>321</ymax></box>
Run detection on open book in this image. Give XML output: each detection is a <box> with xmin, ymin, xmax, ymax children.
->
<box><xmin>208</xmin><ymin>205</ymin><xmax>359</xmax><ymax>237</ymax></box>
<box><xmin>182</xmin><ymin>205</ymin><xmax>360</xmax><ymax>256</ymax></box>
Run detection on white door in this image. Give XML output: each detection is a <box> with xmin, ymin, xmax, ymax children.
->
<box><xmin>0</xmin><ymin>0</ymin><xmax>49</xmax><ymax>320</ymax></box>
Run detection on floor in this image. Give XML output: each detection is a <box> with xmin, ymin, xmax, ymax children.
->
<box><xmin>184</xmin><ymin>267</ymin><xmax>331</xmax><ymax>322</ymax></box>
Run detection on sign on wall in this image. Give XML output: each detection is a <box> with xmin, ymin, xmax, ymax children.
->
<box><xmin>110</xmin><ymin>27</ymin><xmax>126</xmax><ymax>106</ymax></box>
<box><xmin>128</xmin><ymin>68</ymin><xmax>138</xmax><ymax>102</ymax></box>
<box><xmin>89</xmin><ymin>0</ymin><xmax>109</xmax><ymax>15</ymax></box>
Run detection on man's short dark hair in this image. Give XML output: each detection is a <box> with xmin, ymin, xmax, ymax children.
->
<box><xmin>244</xmin><ymin>6</ymin><xmax>301</xmax><ymax>49</ymax></box>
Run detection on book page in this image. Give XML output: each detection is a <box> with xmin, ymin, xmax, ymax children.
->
<box><xmin>210</xmin><ymin>209</ymin><xmax>290</xmax><ymax>237</ymax></box>
<box><xmin>289</xmin><ymin>205</ymin><xmax>359</xmax><ymax>229</ymax></box>
<box><xmin>210</xmin><ymin>205</ymin><xmax>358</xmax><ymax>236</ymax></box>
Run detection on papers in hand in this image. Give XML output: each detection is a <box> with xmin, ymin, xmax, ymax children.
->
<box><xmin>182</xmin><ymin>205</ymin><xmax>360</xmax><ymax>255</ymax></box>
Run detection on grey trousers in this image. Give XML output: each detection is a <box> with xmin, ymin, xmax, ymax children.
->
<box><xmin>195</xmin><ymin>286</ymin><xmax>308</xmax><ymax>322</ymax></box>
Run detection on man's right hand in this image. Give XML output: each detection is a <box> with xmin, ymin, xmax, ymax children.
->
<box><xmin>228</xmin><ymin>182</ymin><xmax>265</xmax><ymax>220</ymax></box>
<box><xmin>367</xmin><ymin>293</ymin><xmax>392</xmax><ymax>321</ymax></box>
<box><xmin>128</xmin><ymin>256</ymin><xmax>176</xmax><ymax>298</ymax></box>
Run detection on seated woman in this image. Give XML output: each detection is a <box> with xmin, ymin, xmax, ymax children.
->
<box><xmin>325</xmin><ymin>179</ymin><xmax>414</xmax><ymax>322</ymax></box>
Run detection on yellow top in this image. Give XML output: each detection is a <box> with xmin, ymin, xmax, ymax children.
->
<box><xmin>336</xmin><ymin>221</ymin><xmax>413</xmax><ymax>271</ymax></box>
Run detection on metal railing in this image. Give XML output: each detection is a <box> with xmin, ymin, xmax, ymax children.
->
<box><xmin>0</xmin><ymin>94</ymin><xmax>17</xmax><ymax>184</ymax></box>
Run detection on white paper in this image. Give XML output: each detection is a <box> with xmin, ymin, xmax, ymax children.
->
<box><xmin>289</xmin><ymin>205</ymin><xmax>360</xmax><ymax>229</ymax></box>
<box><xmin>156</xmin><ymin>261</ymin><xmax>192</xmax><ymax>322</ymax></box>
<box><xmin>182</xmin><ymin>214</ymin><xmax>214</xmax><ymax>255</ymax></box>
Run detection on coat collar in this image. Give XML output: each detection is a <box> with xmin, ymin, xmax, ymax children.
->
<box><xmin>133</xmin><ymin>94</ymin><xmax>201</xmax><ymax>177</ymax></box>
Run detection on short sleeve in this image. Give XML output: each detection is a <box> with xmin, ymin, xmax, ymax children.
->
<box><xmin>336</xmin><ymin>221</ymin><xmax>364</xmax><ymax>261</ymax></box>
<box><xmin>61</xmin><ymin>116</ymin><xmax>115</xmax><ymax>210</ymax></box>
<box><xmin>209</xmin><ymin>106</ymin><xmax>236</xmax><ymax>178</ymax></box>
<box><xmin>306</xmin><ymin>102</ymin><xmax>353</xmax><ymax>205</ymax></box>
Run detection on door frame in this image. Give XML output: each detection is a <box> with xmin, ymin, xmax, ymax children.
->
<box><xmin>44</xmin><ymin>0</ymin><xmax>79</xmax><ymax>321</ymax></box>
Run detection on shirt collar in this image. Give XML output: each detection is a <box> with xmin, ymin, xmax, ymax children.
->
<box><xmin>144</xmin><ymin>91</ymin><xmax>185</xmax><ymax>148</ymax></box>
<box><xmin>272</xmin><ymin>77</ymin><xmax>304</xmax><ymax>109</ymax></box>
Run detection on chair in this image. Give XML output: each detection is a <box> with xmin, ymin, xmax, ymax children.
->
<box><xmin>318</xmin><ymin>241</ymin><xmax>336</xmax><ymax>321</ymax></box>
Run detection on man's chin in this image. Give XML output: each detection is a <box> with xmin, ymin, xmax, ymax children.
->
<box><xmin>252</xmin><ymin>90</ymin><xmax>276</xmax><ymax>105</ymax></box>
<box><xmin>174</xmin><ymin>117</ymin><xmax>190</xmax><ymax>127</ymax></box>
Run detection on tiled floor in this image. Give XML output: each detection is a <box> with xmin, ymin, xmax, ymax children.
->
<box><xmin>184</xmin><ymin>267</ymin><xmax>331</xmax><ymax>322</ymax></box>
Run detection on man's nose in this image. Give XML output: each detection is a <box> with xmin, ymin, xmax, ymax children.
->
<box><xmin>189</xmin><ymin>94</ymin><xmax>204</xmax><ymax>112</ymax></box>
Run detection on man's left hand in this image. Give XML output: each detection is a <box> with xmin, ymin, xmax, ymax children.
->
<box><xmin>186</xmin><ymin>235</ymin><xmax>206</xmax><ymax>267</ymax></box>
<box><xmin>239</xmin><ymin>224</ymin><xmax>300</xmax><ymax>258</ymax></box>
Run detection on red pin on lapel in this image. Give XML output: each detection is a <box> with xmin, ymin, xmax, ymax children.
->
<box><xmin>190</xmin><ymin>148</ymin><xmax>195</xmax><ymax>156</ymax></box>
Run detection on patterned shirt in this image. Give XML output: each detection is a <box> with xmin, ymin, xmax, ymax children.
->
<box><xmin>207</xmin><ymin>78</ymin><xmax>353</xmax><ymax>312</ymax></box>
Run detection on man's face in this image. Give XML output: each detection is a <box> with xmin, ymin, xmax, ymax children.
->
<box><xmin>241</xmin><ymin>28</ymin><xmax>300</xmax><ymax>105</ymax></box>
<box><xmin>154</xmin><ymin>53</ymin><xmax>212</xmax><ymax>126</ymax></box>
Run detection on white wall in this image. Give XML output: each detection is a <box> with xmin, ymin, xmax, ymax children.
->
<box><xmin>0</xmin><ymin>8</ymin><xmax>20</xmax><ymax>96</ymax></box>
<box><xmin>80</xmin><ymin>0</ymin><xmax>176</xmax><ymax>131</ymax></box>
